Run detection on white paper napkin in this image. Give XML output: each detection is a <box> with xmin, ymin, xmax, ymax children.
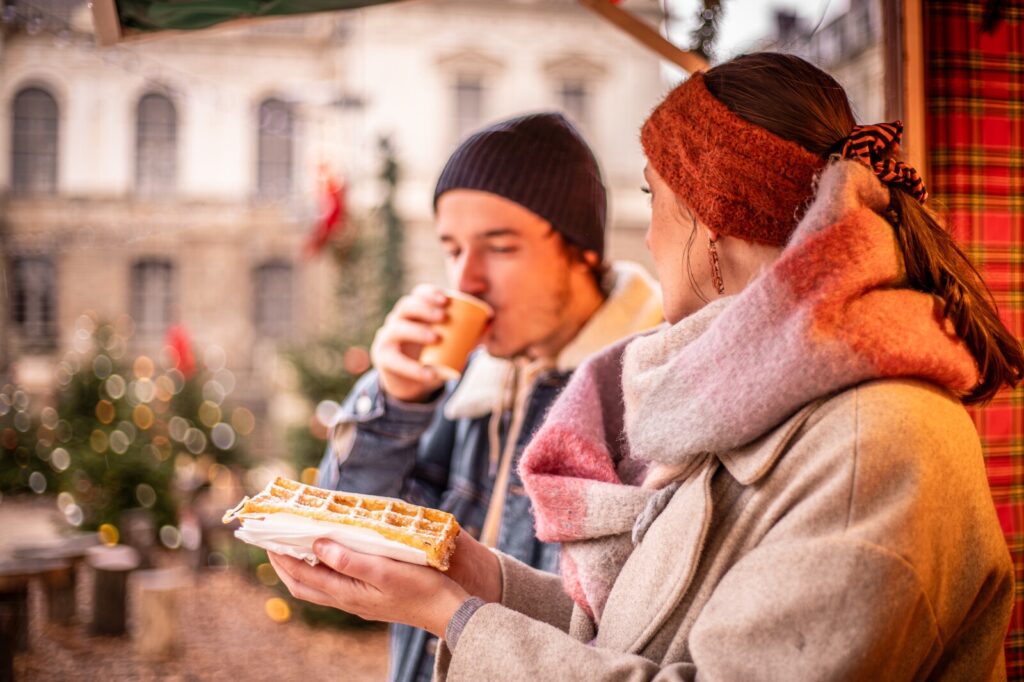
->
<box><xmin>232</xmin><ymin>512</ymin><xmax>429</xmax><ymax>566</ymax></box>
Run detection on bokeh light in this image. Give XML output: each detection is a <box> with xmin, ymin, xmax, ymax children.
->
<box><xmin>134</xmin><ymin>355</ymin><xmax>155</xmax><ymax>379</ymax></box>
<box><xmin>95</xmin><ymin>399</ymin><xmax>115</xmax><ymax>425</ymax></box>
<box><xmin>55</xmin><ymin>363</ymin><xmax>73</xmax><ymax>387</ymax></box>
<box><xmin>99</xmin><ymin>523</ymin><xmax>120</xmax><ymax>546</ymax></box>
<box><xmin>105</xmin><ymin>375</ymin><xmax>127</xmax><ymax>400</ymax></box>
<box><xmin>315</xmin><ymin>400</ymin><xmax>340</xmax><ymax>428</ymax></box>
<box><xmin>64</xmin><ymin>504</ymin><xmax>84</xmax><ymax>526</ymax></box>
<box><xmin>202</xmin><ymin>381</ymin><xmax>226</xmax><ymax>406</ymax></box>
<box><xmin>56</xmin><ymin>492</ymin><xmax>74</xmax><ymax>512</ymax></box>
<box><xmin>135</xmin><ymin>483</ymin><xmax>157</xmax><ymax>507</ymax></box>
<box><xmin>13</xmin><ymin>411</ymin><xmax>30</xmax><ymax>432</ymax></box>
<box><xmin>152</xmin><ymin>436</ymin><xmax>172</xmax><ymax>461</ymax></box>
<box><xmin>75</xmin><ymin>314</ymin><xmax>96</xmax><ymax>335</ymax></box>
<box><xmin>159</xmin><ymin>525</ymin><xmax>182</xmax><ymax>549</ymax></box>
<box><xmin>55</xmin><ymin>420</ymin><xmax>72</xmax><ymax>443</ymax></box>
<box><xmin>214</xmin><ymin>368</ymin><xmax>236</xmax><ymax>394</ymax></box>
<box><xmin>50</xmin><ymin>447</ymin><xmax>71</xmax><ymax>472</ymax></box>
<box><xmin>264</xmin><ymin>597</ymin><xmax>291</xmax><ymax>623</ymax></box>
<box><xmin>93</xmin><ymin>354</ymin><xmax>113</xmax><ymax>379</ymax></box>
<box><xmin>133</xmin><ymin>404</ymin><xmax>155</xmax><ymax>430</ymax></box>
<box><xmin>28</xmin><ymin>471</ymin><xmax>47</xmax><ymax>494</ymax></box>
<box><xmin>231</xmin><ymin>407</ymin><xmax>255</xmax><ymax>436</ymax></box>
<box><xmin>210</xmin><ymin>423</ymin><xmax>236</xmax><ymax>450</ymax></box>
<box><xmin>184</xmin><ymin>428</ymin><xmax>207</xmax><ymax>455</ymax></box>
<box><xmin>117</xmin><ymin>421</ymin><xmax>137</xmax><ymax>443</ymax></box>
<box><xmin>40</xmin><ymin>406</ymin><xmax>59</xmax><ymax>430</ymax></box>
<box><xmin>109</xmin><ymin>430</ymin><xmax>130</xmax><ymax>455</ymax></box>
<box><xmin>154</xmin><ymin>376</ymin><xmax>175</xmax><ymax>402</ymax></box>
<box><xmin>199</xmin><ymin>401</ymin><xmax>222</xmax><ymax>428</ymax></box>
<box><xmin>169</xmin><ymin>416</ymin><xmax>189</xmax><ymax>442</ymax></box>
<box><xmin>90</xmin><ymin>429</ymin><xmax>109</xmax><ymax>453</ymax></box>
<box><xmin>256</xmin><ymin>563</ymin><xmax>279</xmax><ymax>587</ymax></box>
<box><xmin>167</xmin><ymin>369</ymin><xmax>185</xmax><ymax>395</ymax></box>
<box><xmin>133</xmin><ymin>378</ymin><xmax>156</xmax><ymax>403</ymax></box>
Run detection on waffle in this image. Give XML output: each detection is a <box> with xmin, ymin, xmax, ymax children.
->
<box><xmin>223</xmin><ymin>477</ymin><xmax>460</xmax><ymax>571</ymax></box>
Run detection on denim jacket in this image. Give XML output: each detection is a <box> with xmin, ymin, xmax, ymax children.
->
<box><xmin>317</xmin><ymin>262</ymin><xmax>663</xmax><ymax>682</ymax></box>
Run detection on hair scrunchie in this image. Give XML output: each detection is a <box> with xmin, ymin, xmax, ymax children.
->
<box><xmin>839</xmin><ymin>121</ymin><xmax>928</xmax><ymax>203</ymax></box>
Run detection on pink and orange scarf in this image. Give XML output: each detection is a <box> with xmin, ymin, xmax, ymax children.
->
<box><xmin>519</xmin><ymin>160</ymin><xmax>979</xmax><ymax>624</ymax></box>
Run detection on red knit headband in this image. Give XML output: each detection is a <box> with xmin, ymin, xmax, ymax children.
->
<box><xmin>641</xmin><ymin>73</ymin><xmax>825</xmax><ymax>247</ymax></box>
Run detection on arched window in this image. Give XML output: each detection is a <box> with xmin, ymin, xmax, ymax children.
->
<box><xmin>136</xmin><ymin>93</ymin><xmax>177</xmax><ymax>195</ymax></box>
<box><xmin>256</xmin><ymin>99</ymin><xmax>294</xmax><ymax>199</ymax></box>
<box><xmin>11</xmin><ymin>87</ymin><xmax>58</xmax><ymax>195</ymax></box>
<box><xmin>130</xmin><ymin>258</ymin><xmax>175</xmax><ymax>339</ymax></box>
<box><xmin>253</xmin><ymin>260</ymin><xmax>294</xmax><ymax>339</ymax></box>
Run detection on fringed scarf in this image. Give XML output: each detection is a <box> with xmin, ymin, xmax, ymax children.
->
<box><xmin>519</xmin><ymin>160</ymin><xmax>980</xmax><ymax>624</ymax></box>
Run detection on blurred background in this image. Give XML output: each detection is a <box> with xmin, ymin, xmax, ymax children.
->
<box><xmin>0</xmin><ymin>0</ymin><xmax>973</xmax><ymax>678</ymax></box>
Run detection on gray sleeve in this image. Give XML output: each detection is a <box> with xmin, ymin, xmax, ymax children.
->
<box><xmin>444</xmin><ymin>597</ymin><xmax>486</xmax><ymax>650</ymax></box>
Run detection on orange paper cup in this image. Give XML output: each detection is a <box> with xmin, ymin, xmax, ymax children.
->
<box><xmin>418</xmin><ymin>291</ymin><xmax>493</xmax><ymax>381</ymax></box>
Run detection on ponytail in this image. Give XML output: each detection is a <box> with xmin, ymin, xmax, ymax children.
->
<box><xmin>890</xmin><ymin>189</ymin><xmax>1024</xmax><ymax>403</ymax></box>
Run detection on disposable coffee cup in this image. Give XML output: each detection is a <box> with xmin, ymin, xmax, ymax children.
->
<box><xmin>418</xmin><ymin>290</ymin><xmax>493</xmax><ymax>381</ymax></box>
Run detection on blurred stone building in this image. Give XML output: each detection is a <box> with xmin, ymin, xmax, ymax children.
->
<box><xmin>0</xmin><ymin>0</ymin><xmax>665</xmax><ymax>457</ymax></box>
<box><xmin>762</xmin><ymin>0</ymin><xmax>885</xmax><ymax>123</ymax></box>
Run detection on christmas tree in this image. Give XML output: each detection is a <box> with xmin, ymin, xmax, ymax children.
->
<box><xmin>0</xmin><ymin>315</ymin><xmax>250</xmax><ymax>542</ymax></box>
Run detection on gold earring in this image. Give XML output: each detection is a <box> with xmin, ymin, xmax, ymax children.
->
<box><xmin>708</xmin><ymin>237</ymin><xmax>725</xmax><ymax>295</ymax></box>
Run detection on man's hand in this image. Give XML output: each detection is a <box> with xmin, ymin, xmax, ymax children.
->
<box><xmin>370</xmin><ymin>284</ymin><xmax>449</xmax><ymax>403</ymax></box>
<box><xmin>269</xmin><ymin>540</ymin><xmax>470</xmax><ymax>638</ymax></box>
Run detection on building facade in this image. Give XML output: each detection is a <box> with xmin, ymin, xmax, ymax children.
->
<box><xmin>0</xmin><ymin>0</ymin><xmax>666</xmax><ymax>457</ymax></box>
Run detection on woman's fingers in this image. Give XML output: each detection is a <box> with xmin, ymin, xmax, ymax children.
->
<box><xmin>313</xmin><ymin>540</ymin><xmax>386</xmax><ymax>587</ymax></box>
<box><xmin>268</xmin><ymin>553</ymin><xmax>339</xmax><ymax>608</ymax></box>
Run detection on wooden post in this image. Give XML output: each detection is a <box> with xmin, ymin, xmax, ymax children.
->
<box><xmin>0</xmin><ymin>598</ymin><xmax>14</xmax><ymax>682</ymax></box>
<box><xmin>0</xmin><ymin>579</ymin><xmax>28</xmax><ymax>657</ymax></box>
<box><xmin>87</xmin><ymin>546</ymin><xmax>140</xmax><ymax>636</ymax></box>
<box><xmin>576</xmin><ymin>0</ymin><xmax>708</xmax><ymax>74</ymax></box>
<box><xmin>881</xmin><ymin>0</ymin><xmax>927</xmax><ymax>176</ymax></box>
<box><xmin>41</xmin><ymin>564</ymin><xmax>75</xmax><ymax>625</ymax></box>
<box><xmin>134</xmin><ymin>568</ymin><xmax>190</xmax><ymax>659</ymax></box>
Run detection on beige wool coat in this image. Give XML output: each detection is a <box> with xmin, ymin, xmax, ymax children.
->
<box><xmin>435</xmin><ymin>379</ymin><xmax>1013</xmax><ymax>680</ymax></box>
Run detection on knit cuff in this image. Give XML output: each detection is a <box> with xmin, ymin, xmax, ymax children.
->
<box><xmin>445</xmin><ymin>597</ymin><xmax>486</xmax><ymax>651</ymax></box>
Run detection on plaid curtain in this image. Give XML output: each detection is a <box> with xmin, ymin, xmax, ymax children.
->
<box><xmin>925</xmin><ymin>1</ymin><xmax>1024</xmax><ymax>674</ymax></box>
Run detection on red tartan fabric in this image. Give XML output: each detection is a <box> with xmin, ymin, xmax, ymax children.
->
<box><xmin>925</xmin><ymin>2</ymin><xmax>1024</xmax><ymax>674</ymax></box>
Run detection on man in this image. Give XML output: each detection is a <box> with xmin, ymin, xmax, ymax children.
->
<box><xmin>317</xmin><ymin>112</ymin><xmax>662</xmax><ymax>681</ymax></box>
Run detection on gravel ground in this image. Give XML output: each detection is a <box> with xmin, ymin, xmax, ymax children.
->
<box><xmin>4</xmin><ymin>499</ymin><xmax>389</xmax><ymax>682</ymax></box>
<box><xmin>13</xmin><ymin>565</ymin><xmax>389</xmax><ymax>682</ymax></box>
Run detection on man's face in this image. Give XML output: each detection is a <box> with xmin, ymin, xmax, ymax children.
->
<box><xmin>435</xmin><ymin>189</ymin><xmax>576</xmax><ymax>358</ymax></box>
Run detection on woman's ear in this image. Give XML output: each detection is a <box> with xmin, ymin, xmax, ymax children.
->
<box><xmin>705</xmin><ymin>227</ymin><xmax>720</xmax><ymax>242</ymax></box>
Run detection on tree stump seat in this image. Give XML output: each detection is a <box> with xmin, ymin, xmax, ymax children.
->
<box><xmin>12</xmin><ymin>533</ymin><xmax>99</xmax><ymax>625</ymax></box>
<box><xmin>86</xmin><ymin>545</ymin><xmax>140</xmax><ymax>636</ymax></box>
<box><xmin>133</xmin><ymin>567</ymin><xmax>191</xmax><ymax>659</ymax></box>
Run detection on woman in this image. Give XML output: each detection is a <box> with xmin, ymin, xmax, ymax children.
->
<box><xmin>269</xmin><ymin>53</ymin><xmax>1023</xmax><ymax>679</ymax></box>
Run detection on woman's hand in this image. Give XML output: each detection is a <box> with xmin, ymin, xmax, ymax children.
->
<box><xmin>269</xmin><ymin>540</ymin><xmax>469</xmax><ymax>638</ymax></box>
<box><xmin>446</xmin><ymin>531</ymin><xmax>503</xmax><ymax>604</ymax></box>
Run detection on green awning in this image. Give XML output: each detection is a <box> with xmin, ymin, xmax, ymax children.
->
<box><xmin>93</xmin><ymin>0</ymin><xmax>406</xmax><ymax>44</ymax></box>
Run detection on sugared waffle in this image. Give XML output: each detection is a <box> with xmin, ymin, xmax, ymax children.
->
<box><xmin>223</xmin><ymin>477</ymin><xmax>460</xmax><ymax>571</ymax></box>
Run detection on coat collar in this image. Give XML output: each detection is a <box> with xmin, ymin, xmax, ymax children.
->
<box><xmin>717</xmin><ymin>396</ymin><xmax>826</xmax><ymax>485</ymax></box>
<box><xmin>444</xmin><ymin>261</ymin><xmax>663</xmax><ymax>421</ymax></box>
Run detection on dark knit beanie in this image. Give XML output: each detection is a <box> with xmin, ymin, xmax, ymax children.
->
<box><xmin>433</xmin><ymin>112</ymin><xmax>606</xmax><ymax>259</ymax></box>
